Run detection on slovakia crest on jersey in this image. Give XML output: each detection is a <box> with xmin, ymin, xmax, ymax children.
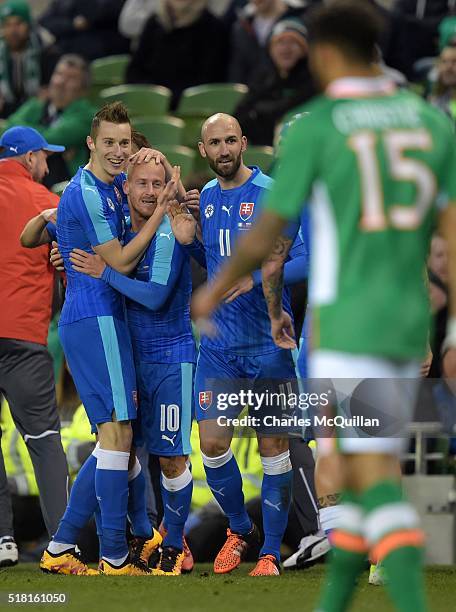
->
<box><xmin>239</xmin><ymin>202</ymin><xmax>254</xmax><ymax>221</ymax></box>
<box><xmin>205</xmin><ymin>204</ymin><xmax>214</xmax><ymax>219</ymax></box>
<box><xmin>107</xmin><ymin>197</ymin><xmax>116</xmax><ymax>211</ymax></box>
<box><xmin>199</xmin><ymin>391</ymin><xmax>213</xmax><ymax>411</ymax></box>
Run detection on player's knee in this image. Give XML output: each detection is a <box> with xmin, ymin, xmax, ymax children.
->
<box><xmin>199</xmin><ymin>437</ymin><xmax>231</xmax><ymax>458</ymax></box>
<box><xmin>159</xmin><ymin>455</ymin><xmax>187</xmax><ymax>479</ymax></box>
<box><xmin>257</xmin><ymin>436</ymin><xmax>288</xmax><ymax>457</ymax></box>
<box><xmin>98</xmin><ymin>421</ymin><xmax>132</xmax><ymax>452</ymax></box>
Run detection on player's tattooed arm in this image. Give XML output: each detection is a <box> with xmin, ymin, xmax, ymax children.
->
<box><xmin>262</xmin><ymin>234</ymin><xmax>296</xmax><ymax>349</ymax></box>
<box><xmin>318</xmin><ymin>493</ymin><xmax>341</xmax><ymax>509</ymax></box>
<box><xmin>262</xmin><ymin>234</ymin><xmax>292</xmax><ymax>319</ymax></box>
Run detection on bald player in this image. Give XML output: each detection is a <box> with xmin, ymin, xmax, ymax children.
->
<box><xmin>168</xmin><ymin>113</ymin><xmax>307</xmax><ymax>576</ymax></box>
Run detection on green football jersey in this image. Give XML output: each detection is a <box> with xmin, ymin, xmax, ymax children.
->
<box><xmin>266</xmin><ymin>77</ymin><xmax>456</xmax><ymax>360</ymax></box>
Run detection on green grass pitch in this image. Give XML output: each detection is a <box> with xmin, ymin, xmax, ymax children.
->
<box><xmin>1</xmin><ymin>564</ymin><xmax>456</xmax><ymax>611</ymax></box>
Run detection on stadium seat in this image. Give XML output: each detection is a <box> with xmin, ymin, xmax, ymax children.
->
<box><xmin>99</xmin><ymin>85</ymin><xmax>172</xmax><ymax>116</ymax></box>
<box><xmin>89</xmin><ymin>55</ymin><xmax>130</xmax><ymax>104</ymax></box>
<box><xmin>51</xmin><ymin>181</ymin><xmax>69</xmax><ymax>196</ymax></box>
<box><xmin>90</xmin><ymin>55</ymin><xmax>130</xmax><ymax>86</ymax></box>
<box><xmin>176</xmin><ymin>84</ymin><xmax>248</xmax><ymax>149</ymax></box>
<box><xmin>158</xmin><ymin>145</ymin><xmax>196</xmax><ymax>180</ymax></box>
<box><xmin>177</xmin><ymin>83</ymin><xmax>248</xmax><ymax>117</ymax></box>
<box><xmin>132</xmin><ymin>116</ymin><xmax>184</xmax><ymax>146</ymax></box>
<box><xmin>243</xmin><ymin>146</ymin><xmax>275</xmax><ymax>173</ymax></box>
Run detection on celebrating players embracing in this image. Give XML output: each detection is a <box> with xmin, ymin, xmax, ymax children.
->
<box><xmin>40</xmin><ymin>103</ymin><xmax>178</xmax><ymax>576</ymax></box>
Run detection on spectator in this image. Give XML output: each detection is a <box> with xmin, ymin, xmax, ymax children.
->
<box><xmin>429</xmin><ymin>44</ymin><xmax>456</xmax><ymax>120</ymax></box>
<box><xmin>39</xmin><ymin>0</ymin><xmax>129</xmax><ymax>61</ymax></box>
<box><xmin>428</xmin><ymin>233</ymin><xmax>449</xmax><ymax>378</ymax></box>
<box><xmin>439</xmin><ymin>14</ymin><xmax>456</xmax><ymax>50</ymax></box>
<box><xmin>5</xmin><ymin>54</ymin><xmax>95</xmax><ymax>188</ymax></box>
<box><xmin>384</xmin><ymin>0</ymin><xmax>453</xmax><ymax>78</ymax></box>
<box><xmin>234</xmin><ymin>19</ymin><xmax>315</xmax><ymax>145</ymax></box>
<box><xmin>126</xmin><ymin>0</ymin><xmax>230</xmax><ymax>110</ymax></box>
<box><xmin>0</xmin><ymin>0</ymin><xmax>60</xmax><ymax>118</ymax></box>
<box><xmin>119</xmin><ymin>0</ymin><xmax>245</xmax><ymax>43</ymax></box>
<box><xmin>228</xmin><ymin>0</ymin><xmax>310</xmax><ymax>85</ymax></box>
<box><xmin>118</xmin><ymin>0</ymin><xmax>156</xmax><ymax>44</ymax></box>
<box><xmin>0</xmin><ymin>126</ymin><xmax>70</xmax><ymax>564</ymax></box>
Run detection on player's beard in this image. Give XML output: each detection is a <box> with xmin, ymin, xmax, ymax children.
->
<box><xmin>209</xmin><ymin>151</ymin><xmax>242</xmax><ymax>180</ymax></box>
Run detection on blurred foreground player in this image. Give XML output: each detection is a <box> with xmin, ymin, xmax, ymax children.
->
<box><xmin>192</xmin><ymin>1</ymin><xmax>456</xmax><ymax>609</ymax></box>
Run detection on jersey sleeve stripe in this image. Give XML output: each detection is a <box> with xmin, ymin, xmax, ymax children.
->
<box><xmin>81</xmin><ymin>171</ymin><xmax>116</xmax><ymax>245</ymax></box>
<box><xmin>150</xmin><ymin>227</ymin><xmax>176</xmax><ymax>285</ymax></box>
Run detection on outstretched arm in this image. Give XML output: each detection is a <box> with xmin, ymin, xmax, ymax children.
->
<box><xmin>70</xmin><ymin>246</ymin><xmax>183</xmax><ymax>311</ymax></box>
<box><xmin>92</xmin><ymin>166</ymin><xmax>180</xmax><ymax>275</ymax></box>
<box><xmin>20</xmin><ymin>209</ymin><xmax>57</xmax><ymax>247</ymax></box>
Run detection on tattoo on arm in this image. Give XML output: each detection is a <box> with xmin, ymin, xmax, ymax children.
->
<box><xmin>261</xmin><ymin>235</ymin><xmax>292</xmax><ymax>319</ymax></box>
<box><xmin>318</xmin><ymin>493</ymin><xmax>341</xmax><ymax>509</ymax></box>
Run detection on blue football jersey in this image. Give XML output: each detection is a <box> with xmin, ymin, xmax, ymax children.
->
<box><xmin>199</xmin><ymin>166</ymin><xmax>297</xmax><ymax>356</ymax></box>
<box><xmin>105</xmin><ymin>216</ymin><xmax>196</xmax><ymax>364</ymax></box>
<box><xmin>57</xmin><ymin>168</ymin><xmax>128</xmax><ymax>325</ymax></box>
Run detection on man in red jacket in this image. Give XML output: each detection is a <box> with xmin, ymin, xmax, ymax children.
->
<box><xmin>0</xmin><ymin>126</ymin><xmax>69</xmax><ymax>566</ymax></box>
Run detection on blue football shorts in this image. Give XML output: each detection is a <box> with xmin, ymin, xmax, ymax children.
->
<box><xmin>194</xmin><ymin>345</ymin><xmax>300</xmax><ymax>434</ymax></box>
<box><xmin>133</xmin><ymin>361</ymin><xmax>194</xmax><ymax>456</ymax></box>
<box><xmin>59</xmin><ymin>315</ymin><xmax>137</xmax><ymax>431</ymax></box>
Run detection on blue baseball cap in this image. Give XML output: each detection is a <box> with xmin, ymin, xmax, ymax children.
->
<box><xmin>0</xmin><ymin>126</ymin><xmax>65</xmax><ymax>158</ymax></box>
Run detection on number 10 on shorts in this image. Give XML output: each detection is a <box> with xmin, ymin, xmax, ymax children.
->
<box><xmin>160</xmin><ymin>404</ymin><xmax>180</xmax><ymax>432</ymax></box>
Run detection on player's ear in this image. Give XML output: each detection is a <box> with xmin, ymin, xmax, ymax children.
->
<box><xmin>198</xmin><ymin>141</ymin><xmax>207</xmax><ymax>159</ymax></box>
<box><xmin>123</xmin><ymin>178</ymin><xmax>129</xmax><ymax>195</ymax></box>
<box><xmin>86</xmin><ymin>135</ymin><xmax>95</xmax><ymax>152</ymax></box>
<box><xmin>241</xmin><ymin>135</ymin><xmax>248</xmax><ymax>153</ymax></box>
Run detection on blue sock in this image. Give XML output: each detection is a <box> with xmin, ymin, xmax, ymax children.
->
<box><xmin>95</xmin><ymin>448</ymin><xmax>129</xmax><ymax>562</ymax></box>
<box><xmin>128</xmin><ymin>458</ymin><xmax>152</xmax><ymax>538</ymax></box>
<box><xmin>161</xmin><ymin>467</ymin><xmax>193</xmax><ymax>550</ymax></box>
<box><xmin>94</xmin><ymin>504</ymin><xmax>103</xmax><ymax>559</ymax></box>
<box><xmin>53</xmin><ymin>453</ymin><xmax>98</xmax><ymax>545</ymax></box>
<box><xmin>260</xmin><ymin>452</ymin><xmax>293</xmax><ymax>561</ymax></box>
<box><xmin>203</xmin><ymin>449</ymin><xmax>251</xmax><ymax>535</ymax></box>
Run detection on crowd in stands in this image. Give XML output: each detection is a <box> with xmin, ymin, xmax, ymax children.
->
<box><xmin>0</xmin><ymin>0</ymin><xmax>455</xmax><ymax>150</ymax></box>
<box><xmin>2</xmin><ymin>0</ymin><xmax>456</xmax><ymax>563</ymax></box>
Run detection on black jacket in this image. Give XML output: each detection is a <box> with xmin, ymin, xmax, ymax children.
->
<box><xmin>126</xmin><ymin>10</ymin><xmax>229</xmax><ymax>110</ymax></box>
<box><xmin>39</xmin><ymin>0</ymin><xmax>129</xmax><ymax>61</ymax></box>
<box><xmin>234</xmin><ymin>58</ymin><xmax>316</xmax><ymax>146</ymax></box>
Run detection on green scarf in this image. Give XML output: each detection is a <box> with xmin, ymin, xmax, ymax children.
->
<box><xmin>0</xmin><ymin>28</ymin><xmax>41</xmax><ymax>104</ymax></box>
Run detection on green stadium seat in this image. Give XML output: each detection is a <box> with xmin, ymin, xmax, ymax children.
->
<box><xmin>177</xmin><ymin>83</ymin><xmax>248</xmax><ymax>117</ymax></box>
<box><xmin>132</xmin><ymin>116</ymin><xmax>184</xmax><ymax>146</ymax></box>
<box><xmin>176</xmin><ymin>84</ymin><xmax>248</xmax><ymax>149</ymax></box>
<box><xmin>89</xmin><ymin>55</ymin><xmax>130</xmax><ymax>105</ymax></box>
<box><xmin>90</xmin><ymin>55</ymin><xmax>130</xmax><ymax>86</ymax></box>
<box><xmin>99</xmin><ymin>85</ymin><xmax>172</xmax><ymax>116</ymax></box>
<box><xmin>51</xmin><ymin>181</ymin><xmax>69</xmax><ymax>196</ymax></box>
<box><xmin>159</xmin><ymin>145</ymin><xmax>196</xmax><ymax>180</ymax></box>
<box><xmin>243</xmin><ymin>146</ymin><xmax>275</xmax><ymax>173</ymax></box>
